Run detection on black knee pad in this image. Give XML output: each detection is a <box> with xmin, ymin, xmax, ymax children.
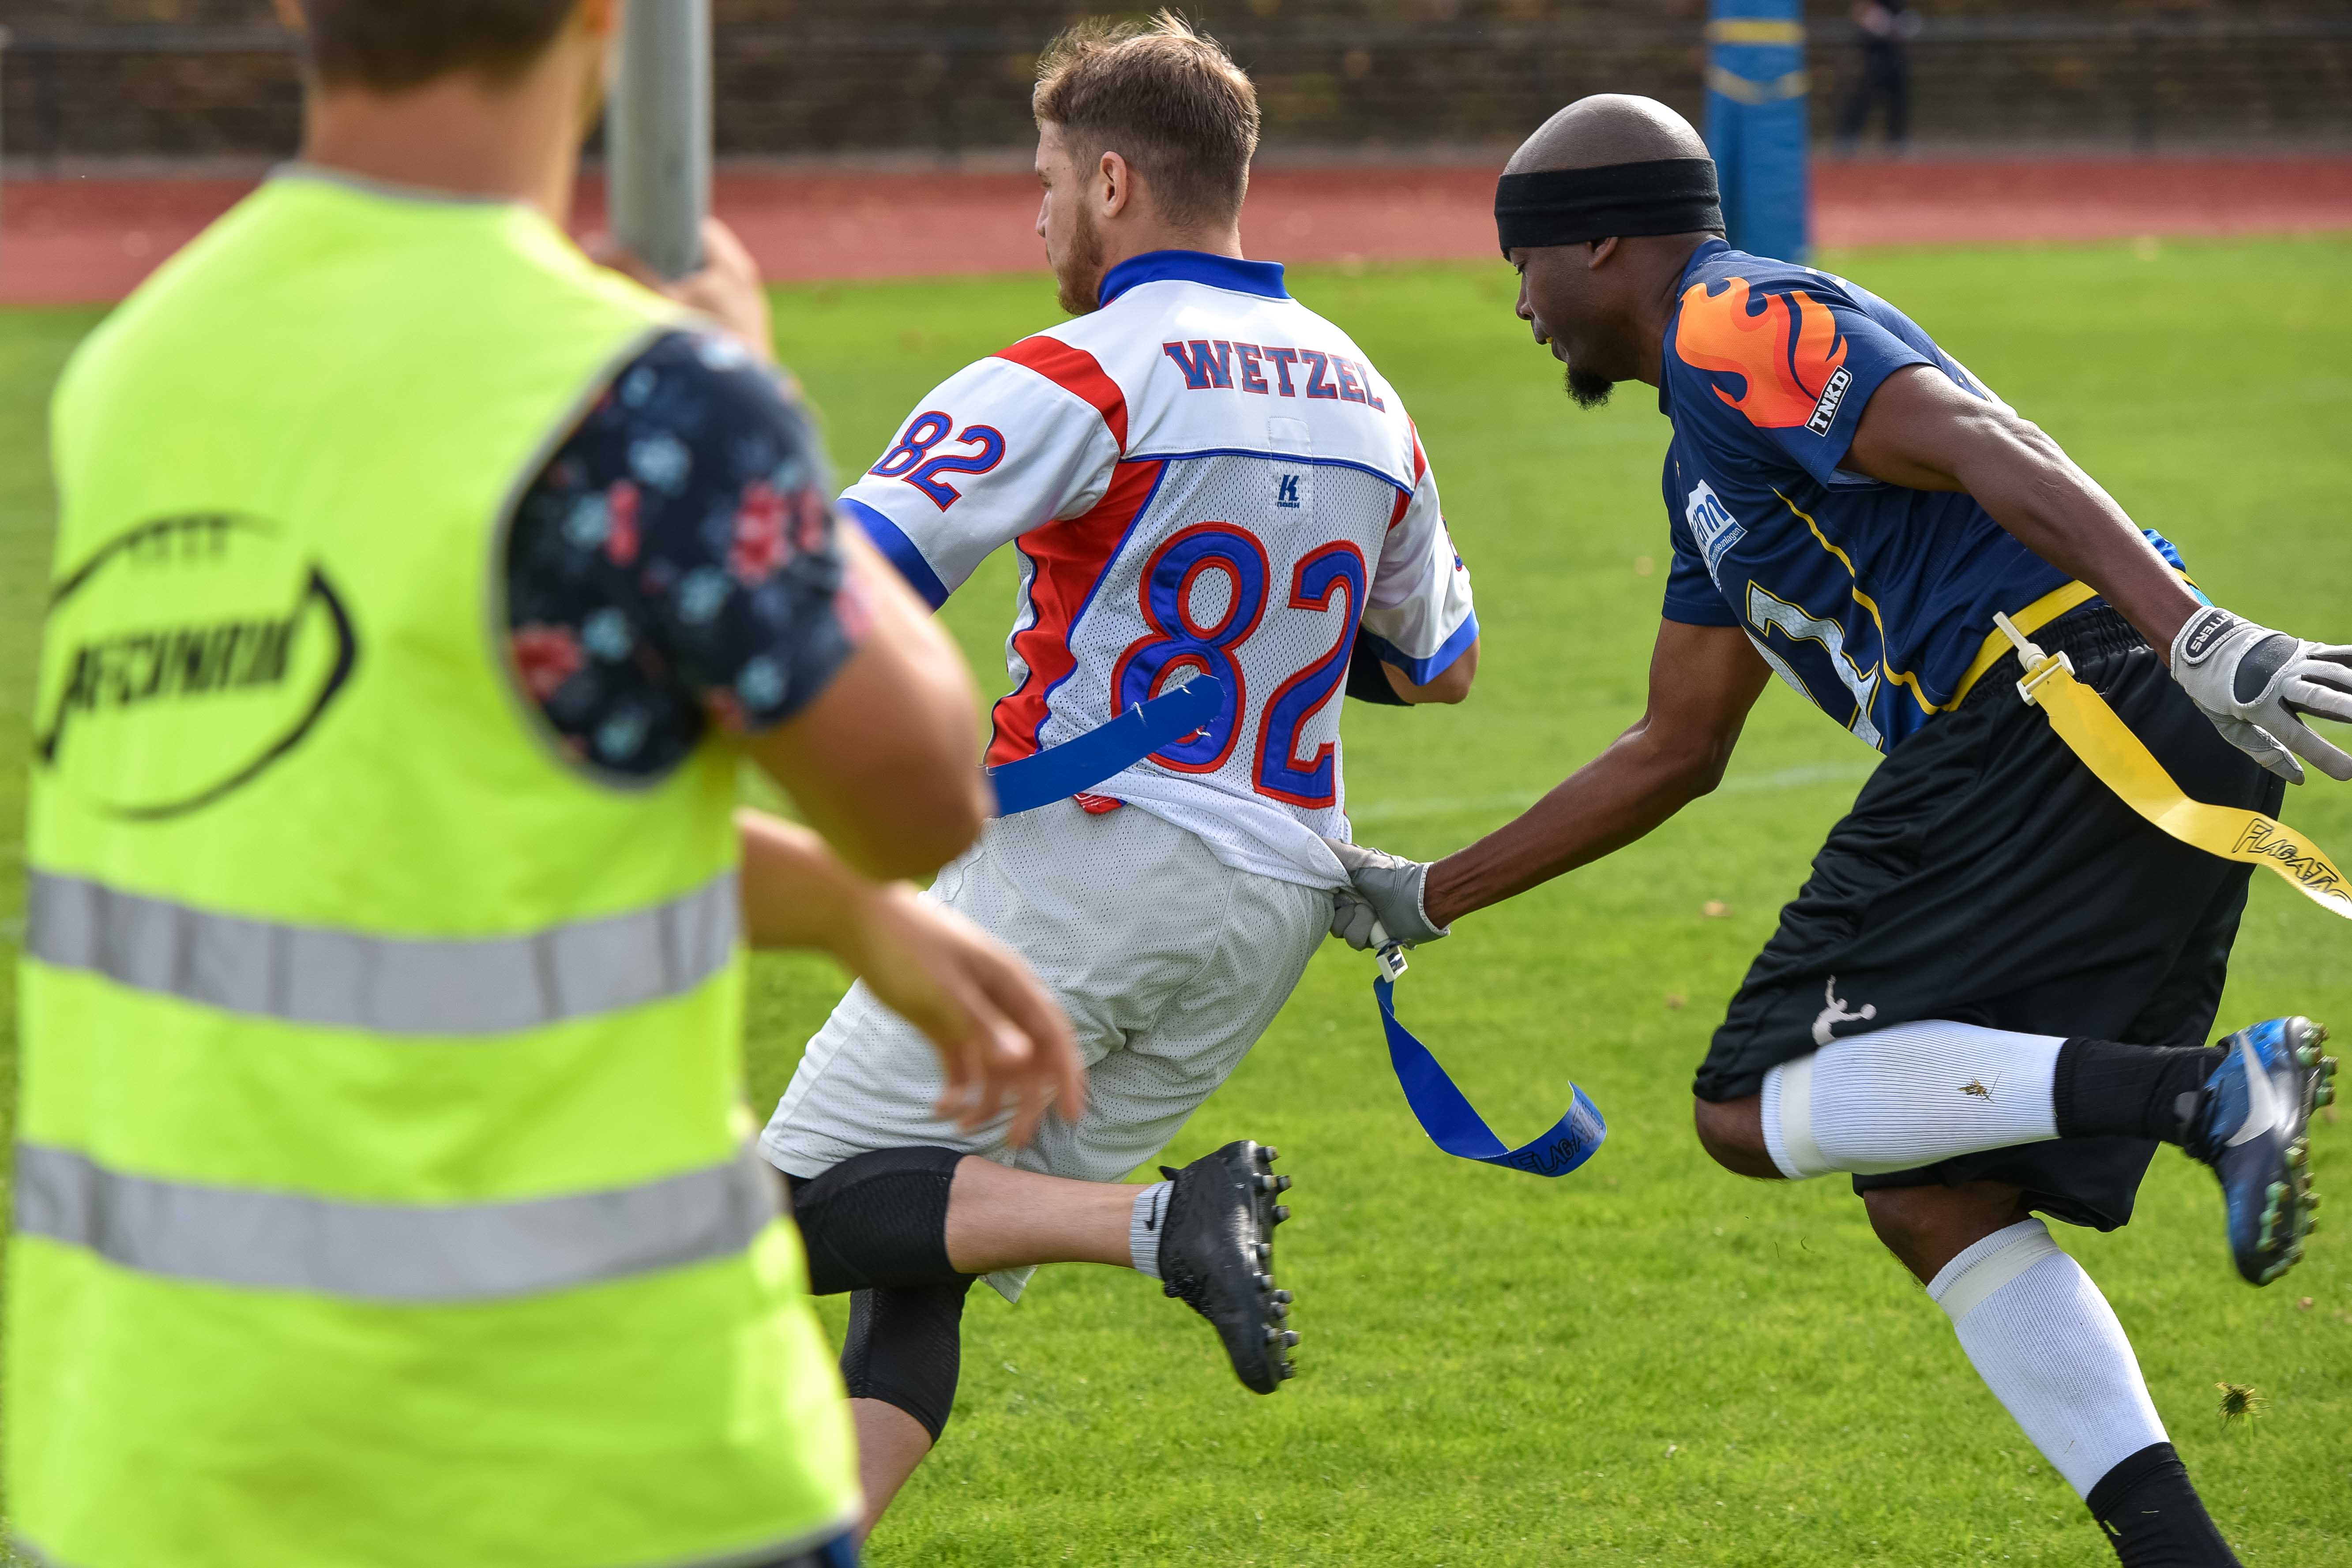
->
<box><xmin>842</xmin><ymin>1277</ymin><xmax>974</xmax><ymax>1445</ymax></box>
<box><xmin>789</xmin><ymin>1145</ymin><xmax>966</xmax><ymax>1296</ymax></box>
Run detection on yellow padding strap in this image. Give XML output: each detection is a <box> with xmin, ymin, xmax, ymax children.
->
<box><xmin>1994</xmin><ymin>613</ymin><xmax>2351</xmax><ymax>920</ymax></box>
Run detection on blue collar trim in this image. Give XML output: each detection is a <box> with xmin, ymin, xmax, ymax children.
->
<box><xmin>1099</xmin><ymin>251</ymin><xmax>1289</xmax><ymax>308</ymax></box>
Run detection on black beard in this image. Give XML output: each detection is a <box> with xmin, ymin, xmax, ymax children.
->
<box><xmin>1566</xmin><ymin>366</ymin><xmax>1615</xmax><ymax>409</ymax></box>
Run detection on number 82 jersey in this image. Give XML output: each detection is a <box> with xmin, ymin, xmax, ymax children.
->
<box><xmin>840</xmin><ymin>251</ymin><xmax>1476</xmax><ymax>890</ymax></box>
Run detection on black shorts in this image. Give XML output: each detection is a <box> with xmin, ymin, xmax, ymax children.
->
<box><xmin>1694</xmin><ymin>605</ymin><xmax>2285</xmax><ymax>1230</ymax></box>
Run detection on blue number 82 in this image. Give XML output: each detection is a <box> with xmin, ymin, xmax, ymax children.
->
<box><xmin>1111</xmin><ymin>524</ymin><xmax>1270</xmax><ymax>773</ymax></box>
<box><xmin>869</xmin><ymin>410</ymin><xmax>1007</xmax><ymax>511</ymax></box>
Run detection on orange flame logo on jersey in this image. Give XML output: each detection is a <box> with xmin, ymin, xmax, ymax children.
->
<box><xmin>1675</xmin><ymin>277</ymin><xmax>1850</xmax><ymax>429</ymax></box>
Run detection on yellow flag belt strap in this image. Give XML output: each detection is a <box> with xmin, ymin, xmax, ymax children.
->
<box><xmin>1993</xmin><ymin>613</ymin><xmax>2352</xmax><ymax>920</ymax></box>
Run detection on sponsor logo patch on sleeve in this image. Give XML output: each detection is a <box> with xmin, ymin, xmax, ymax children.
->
<box><xmin>1804</xmin><ymin>365</ymin><xmax>1853</xmax><ymax>435</ymax></box>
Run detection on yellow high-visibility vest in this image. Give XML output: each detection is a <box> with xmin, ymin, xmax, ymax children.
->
<box><xmin>12</xmin><ymin>170</ymin><xmax>857</xmax><ymax>1568</ymax></box>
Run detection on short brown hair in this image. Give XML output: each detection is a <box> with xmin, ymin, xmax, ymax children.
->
<box><xmin>1033</xmin><ymin>12</ymin><xmax>1261</xmax><ymax>230</ymax></box>
<box><xmin>298</xmin><ymin>0</ymin><xmax>578</xmax><ymax>91</ymax></box>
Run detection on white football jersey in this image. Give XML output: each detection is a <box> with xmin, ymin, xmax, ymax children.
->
<box><xmin>842</xmin><ymin>251</ymin><xmax>1476</xmax><ymax>889</ymax></box>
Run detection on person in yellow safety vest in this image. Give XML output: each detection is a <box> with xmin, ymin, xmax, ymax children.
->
<box><xmin>8</xmin><ymin>2</ymin><xmax>1085</xmax><ymax>1566</ymax></box>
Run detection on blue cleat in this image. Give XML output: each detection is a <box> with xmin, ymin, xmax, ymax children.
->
<box><xmin>2184</xmin><ymin>1017</ymin><xmax>2335</xmax><ymax>1286</ymax></box>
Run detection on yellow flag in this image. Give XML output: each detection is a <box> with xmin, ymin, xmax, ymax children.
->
<box><xmin>1996</xmin><ymin>615</ymin><xmax>2351</xmax><ymax>920</ymax></box>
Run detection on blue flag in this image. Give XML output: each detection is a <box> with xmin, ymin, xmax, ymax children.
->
<box><xmin>1375</xmin><ymin>974</ymin><xmax>1606</xmax><ymax>1177</ymax></box>
<box><xmin>984</xmin><ymin>677</ymin><xmax>1224</xmax><ymax>817</ymax></box>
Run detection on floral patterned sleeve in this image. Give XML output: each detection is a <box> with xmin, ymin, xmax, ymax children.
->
<box><xmin>504</xmin><ymin>331</ymin><xmax>866</xmax><ymax>778</ymax></box>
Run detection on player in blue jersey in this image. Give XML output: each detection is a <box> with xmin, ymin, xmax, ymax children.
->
<box><xmin>1323</xmin><ymin>97</ymin><xmax>2351</xmax><ymax>1568</ymax></box>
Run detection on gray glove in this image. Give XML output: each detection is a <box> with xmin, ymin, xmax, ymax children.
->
<box><xmin>2171</xmin><ymin>607</ymin><xmax>2352</xmax><ymax>785</ymax></box>
<box><xmin>1323</xmin><ymin>837</ymin><xmax>1449</xmax><ymax>951</ymax></box>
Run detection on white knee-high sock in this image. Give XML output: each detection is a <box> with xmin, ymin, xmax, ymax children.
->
<box><xmin>1927</xmin><ymin>1219</ymin><xmax>2168</xmax><ymax>1497</ymax></box>
<box><xmin>1760</xmin><ymin>1020</ymin><xmax>2065</xmax><ymax>1179</ymax></box>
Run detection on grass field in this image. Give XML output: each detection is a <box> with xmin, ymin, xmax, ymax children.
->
<box><xmin>4</xmin><ymin>236</ymin><xmax>2350</xmax><ymax>1565</ymax></box>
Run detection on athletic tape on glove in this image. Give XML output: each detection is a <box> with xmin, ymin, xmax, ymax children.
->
<box><xmin>984</xmin><ymin>677</ymin><xmax>1224</xmax><ymax>816</ymax></box>
<box><xmin>1373</xmin><ymin>965</ymin><xmax>1607</xmax><ymax>1177</ymax></box>
<box><xmin>1997</xmin><ymin>616</ymin><xmax>2351</xmax><ymax>919</ymax></box>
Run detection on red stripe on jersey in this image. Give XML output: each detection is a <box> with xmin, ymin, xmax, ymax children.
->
<box><xmin>1389</xmin><ymin>419</ymin><xmax>1428</xmax><ymax>530</ymax></box>
<box><xmin>986</xmin><ymin>459</ymin><xmax>1167</xmax><ymax>767</ymax></box>
<box><xmin>994</xmin><ymin>336</ymin><xmax>1129</xmax><ymax>452</ymax></box>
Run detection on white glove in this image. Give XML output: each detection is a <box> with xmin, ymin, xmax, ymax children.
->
<box><xmin>2171</xmin><ymin>607</ymin><xmax>2352</xmax><ymax>785</ymax></box>
<box><xmin>1323</xmin><ymin>837</ymin><xmax>1449</xmax><ymax>951</ymax></box>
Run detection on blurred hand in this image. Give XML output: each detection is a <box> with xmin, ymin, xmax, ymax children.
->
<box><xmin>836</xmin><ymin>880</ymin><xmax>1086</xmax><ymax>1146</ymax></box>
<box><xmin>590</xmin><ymin>216</ymin><xmax>775</xmax><ymax>363</ymax></box>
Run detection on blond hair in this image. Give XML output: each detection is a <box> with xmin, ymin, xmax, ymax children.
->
<box><xmin>1033</xmin><ymin>11</ymin><xmax>1261</xmax><ymax>230</ymax></box>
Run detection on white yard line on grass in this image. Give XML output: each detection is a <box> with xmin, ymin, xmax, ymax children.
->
<box><xmin>1347</xmin><ymin>760</ymin><xmax>1874</xmax><ymax>827</ymax></box>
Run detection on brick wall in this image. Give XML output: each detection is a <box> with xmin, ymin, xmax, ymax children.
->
<box><xmin>4</xmin><ymin>2</ymin><xmax>2347</xmax><ymax>162</ymax></box>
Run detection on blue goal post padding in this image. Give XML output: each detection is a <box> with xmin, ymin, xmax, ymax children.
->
<box><xmin>1704</xmin><ymin>0</ymin><xmax>1810</xmax><ymax>264</ymax></box>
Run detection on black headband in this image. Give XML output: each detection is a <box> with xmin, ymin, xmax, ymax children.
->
<box><xmin>1494</xmin><ymin>158</ymin><xmax>1725</xmax><ymax>256</ymax></box>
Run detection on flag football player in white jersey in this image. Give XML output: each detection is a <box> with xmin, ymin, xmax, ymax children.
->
<box><xmin>759</xmin><ymin>13</ymin><xmax>1479</xmax><ymax>1533</ymax></box>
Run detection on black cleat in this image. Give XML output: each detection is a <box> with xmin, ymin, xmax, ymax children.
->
<box><xmin>1157</xmin><ymin>1140</ymin><xmax>1297</xmax><ymax>1394</ymax></box>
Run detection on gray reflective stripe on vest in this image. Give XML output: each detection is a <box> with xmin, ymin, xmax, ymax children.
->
<box><xmin>13</xmin><ymin>1142</ymin><xmax>781</xmax><ymax>1303</ymax></box>
<box><xmin>11</xmin><ymin>1517</ymin><xmax>855</xmax><ymax>1568</ymax></box>
<box><xmin>24</xmin><ymin>867</ymin><xmax>737</xmax><ymax>1035</ymax></box>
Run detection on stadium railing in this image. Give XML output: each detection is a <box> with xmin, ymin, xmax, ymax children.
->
<box><xmin>3</xmin><ymin>12</ymin><xmax>2348</xmax><ymax>169</ymax></box>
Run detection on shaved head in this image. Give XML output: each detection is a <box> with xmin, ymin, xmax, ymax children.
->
<box><xmin>1498</xmin><ymin>94</ymin><xmax>1721</xmax><ymax>407</ymax></box>
<box><xmin>1505</xmin><ymin>94</ymin><xmax>1709</xmax><ymax>177</ymax></box>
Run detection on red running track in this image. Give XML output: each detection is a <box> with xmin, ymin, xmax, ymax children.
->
<box><xmin>4</xmin><ymin>157</ymin><xmax>2350</xmax><ymax>307</ymax></box>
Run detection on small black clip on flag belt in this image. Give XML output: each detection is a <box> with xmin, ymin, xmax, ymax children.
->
<box><xmin>1367</xmin><ymin>925</ymin><xmax>1607</xmax><ymax>1178</ymax></box>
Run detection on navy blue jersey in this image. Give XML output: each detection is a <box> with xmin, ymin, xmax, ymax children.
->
<box><xmin>1658</xmin><ymin>239</ymin><xmax>2181</xmax><ymax>752</ymax></box>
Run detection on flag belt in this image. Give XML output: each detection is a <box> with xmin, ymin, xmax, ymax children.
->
<box><xmin>1361</xmin><ymin>604</ymin><xmax>2351</xmax><ymax>1181</ymax></box>
<box><xmin>1994</xmin><ymin>612</ymin><xmax>2351</xmax><ymax>920</ymax></box>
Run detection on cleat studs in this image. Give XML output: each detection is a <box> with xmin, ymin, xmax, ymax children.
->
<box><xmin>1280</xmin><ymin>1329</ymin><xmax>1300</xmax><ymax>1349</ymax></box>
<box><xmin>2269</xmin><ymin>1181</ymin><xmax>2290</xmax><ymax>1201</ymax></box>
<box><xmin>2287</xmin><ymin>1143</ymin><xmax>2307</xmax><ymax>1169</ymax></box>
<box><xmin>1255</xmin><ymin>1271</ymin><xmax>1273</xmax><ymax>1294</ymax></box>
<box><xmin>1271</xmin><ymin>1204</ymin><xmax>1290</xmax><ymax>1224</ymax></box>
<box><xmin>1278</xmin><ymin>1361</ymin><xmax>1296</xmax><ymax>1380</ymax></box>
<box><xmin>1258</xmin><ymin>1146</ymin><xmax>1279</xmax><ymax>1165</ymax></box>
<box><xmin>2315</xmin><ymin>1023</ymin><xmax>2332</xmax><ymax>1045</ymax></box>
<box><xmin>1272</xmin><ymin>1289</ymin><xmax>1293</xmax><ymax>1304</ymax></box>
<box><xmin>1255</xmin><ymin>1242</ymin><xmax>1272</xmax><ymax>1264</ymax></box>
<box><xmin>1269</xmin><ymin>1300</ymin><xmax>1289</xmax><ymax>1321</ymax></box>
<box><xmin>1254</xmin><ymin>1173</ymin><xmax>1276</xmax><ymax>1192</ymax></box>
<box><xmin>2299</xmin><ymin>1044</ymin><xmax>2320</xmax><ymax>1068</ymax></box>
